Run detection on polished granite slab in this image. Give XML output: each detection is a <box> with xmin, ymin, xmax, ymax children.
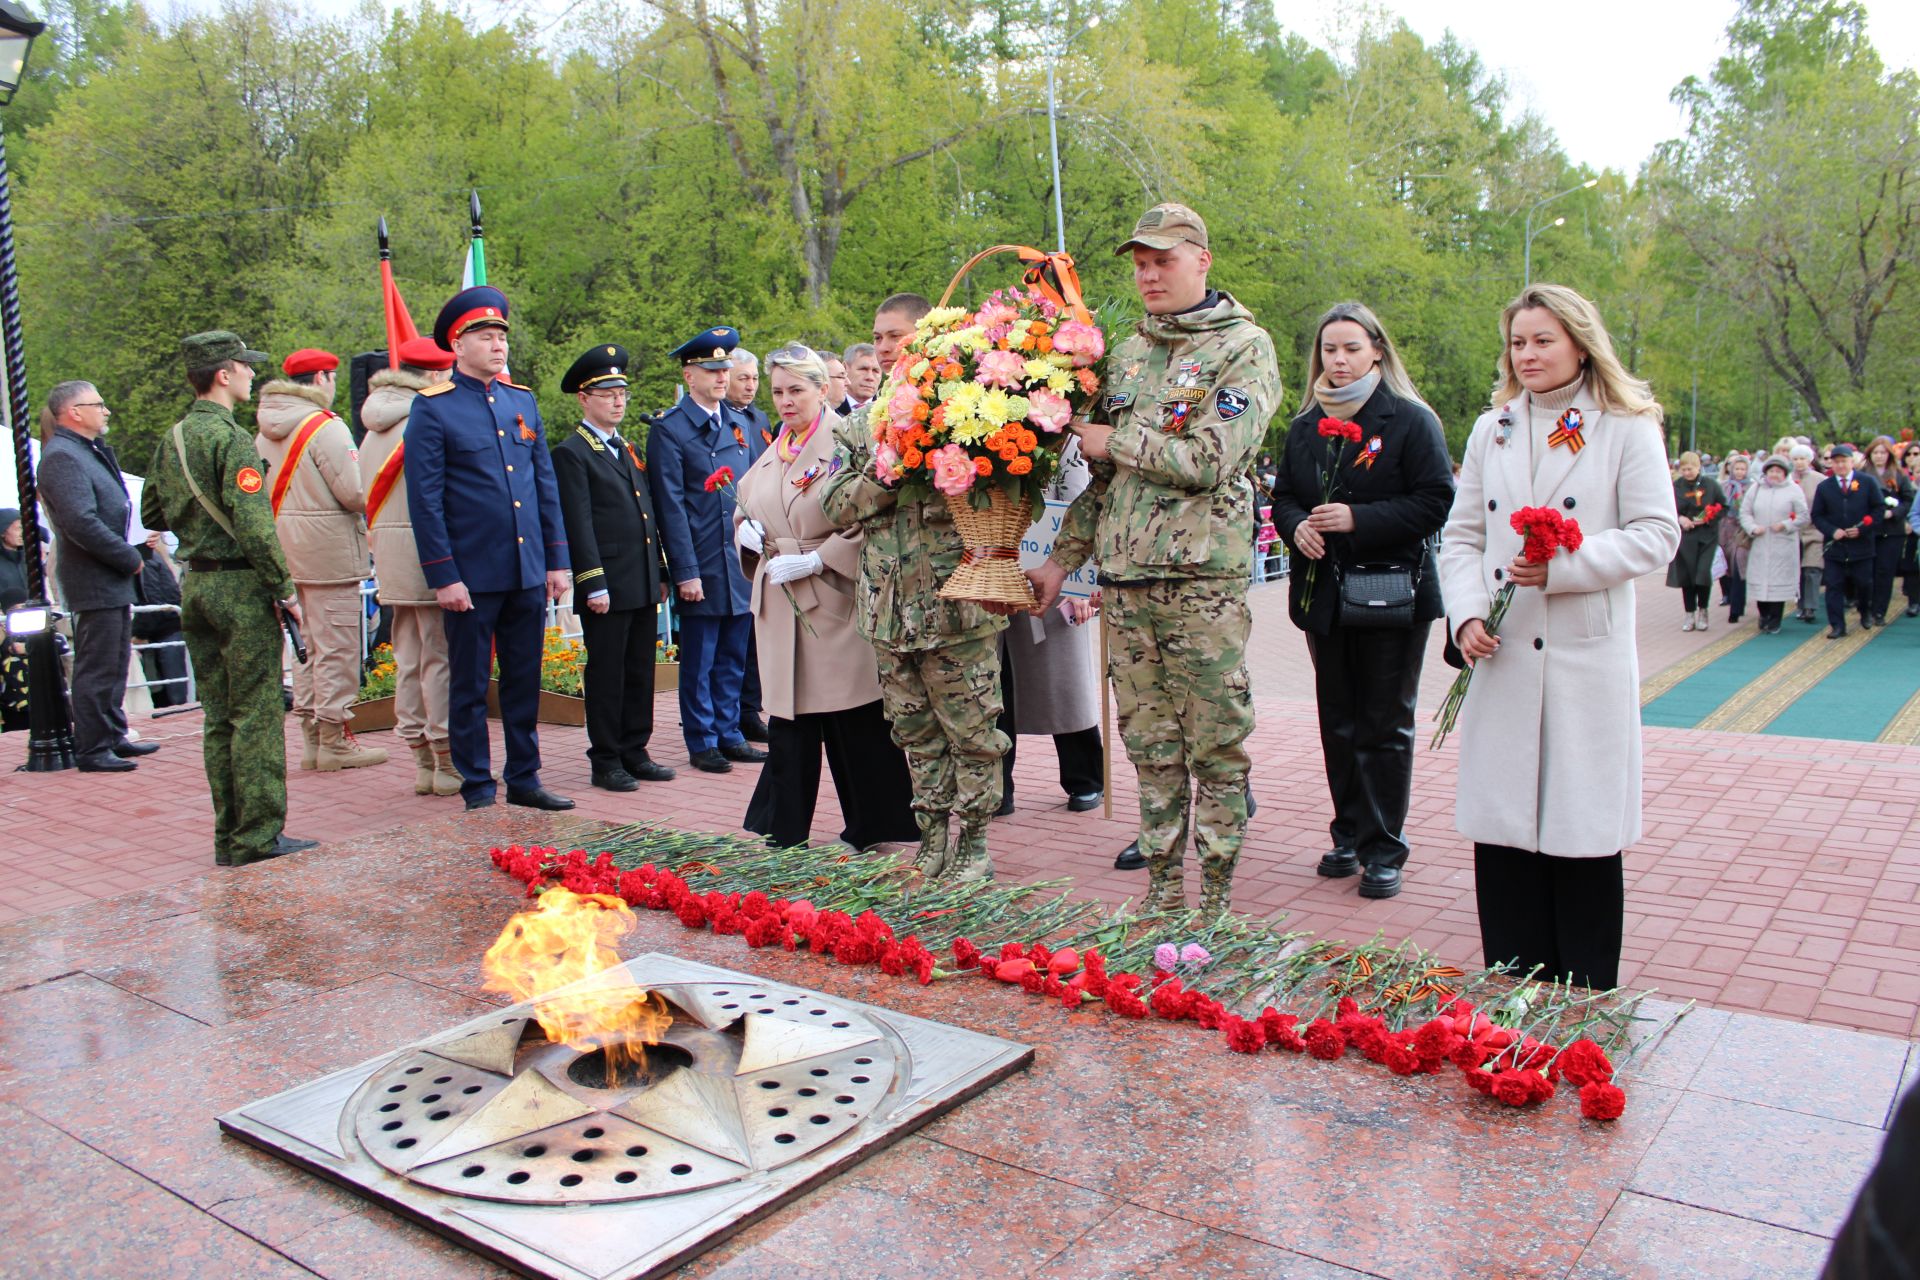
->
<box><xmin>0</xmin><ymin>809</ymin><xmax>1910</xmax><ymax>1280</ymax></box>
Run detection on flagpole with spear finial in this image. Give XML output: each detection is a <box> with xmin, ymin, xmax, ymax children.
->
<box><xmin>377</xmin><ymin>215</ymin><xmax>421</xmax><ymax>369</ymax></box>
<box><xmin>465</xmin><ymin>189</ymin><xmax>487</xmax><ymax>288</ymax></box>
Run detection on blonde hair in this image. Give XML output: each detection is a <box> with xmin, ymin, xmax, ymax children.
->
<box><xmin>1494</xmin><ymin>284</ymin><xmax>1663</xmax><ymax>423</ymax></box>
<box><xmin>764</xmin><ymin>342</ymin><xmax>830</xmax><ymax>389</ymax></box>
<box><xmin>1301</xmin><ymin>302</ymin><xmax>1427</xmax><ymax>413</ymax></box>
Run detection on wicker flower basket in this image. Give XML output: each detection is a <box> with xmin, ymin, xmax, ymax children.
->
<box><xmin>938</xmin><ymin>488</ymin><xmax>1038</xmax><ymax>608</ymax></box>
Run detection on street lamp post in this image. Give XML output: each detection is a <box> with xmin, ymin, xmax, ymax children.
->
<box><xmin>1522</xmin><ymin>177</ymin><xmax>1598</xmax><ymax>287</ymax></box>
<box><xmin>0</xmin><ymin>0</ymin><xmax>67</xmax><ymax>772</ymax></box>
<box><xmin>1044</xmin><ymin>15</ymin><xmax>1100</xmax><ymax>255</ymax></box>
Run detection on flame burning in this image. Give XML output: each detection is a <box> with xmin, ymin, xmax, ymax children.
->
<box><xmin>481</xmin><ymin>887</ymin><xmax>672</xmax><ymax>1086</ymax></box>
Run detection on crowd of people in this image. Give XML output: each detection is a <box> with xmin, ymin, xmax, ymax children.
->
<box><xmin>47</xmin><ymin>196</ymin><xmax>1909</xmax><ymax>997</ymax></box>
<box><xmin>1668</xmin><ymin>438</ymin><xmax>1920</xmax><ymax>637</ymax></box>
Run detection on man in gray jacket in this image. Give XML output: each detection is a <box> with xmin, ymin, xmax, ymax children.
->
<box><xmin>36</xmin><ymin>381</ymin><xmax>157</xmax><ymax>771</ymax></box>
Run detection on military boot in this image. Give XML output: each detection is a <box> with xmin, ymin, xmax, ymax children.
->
<box><xmin>944</xmin><ymin>818</ymin><xmax>994</xmax><ymax>882</ymax></box>
<box><xmin>910</xmin><ymin>812</ymin><xmax>951</xmax><ymax>880</ymax></box>
<box><xmin>429</xmin><ymin>745</ymin><xmax>464</xmax><ymax>796</ymax></box>
<box><xmin>1140</xmin><ymin>870</ymin><xmax>1185</xmax><ymax>914</ymax></box>
<box><xmin>409</xmin><ymin>743</ymin><xmax>436</xmax><ymax>795</ymax></box>
<box><xmin>1198</xmin><ymin>880</ymin><xmax>1234</xmax><ymax>919</ymax></box>
<box><xmin>315</xmin><ymin>720</ymin><xmax>389</xmax><ymax>771</ymax></box>
<box><xmin>298</xmin><ymin>714</ymin><xmax>319</xmax><ymax>770</ymax></box>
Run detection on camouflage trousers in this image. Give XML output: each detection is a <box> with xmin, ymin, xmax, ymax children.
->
<box><xmin>873</xmin><ymin>634</ymin><xmax>1009</xmax><ymax>823</ymax></box>
<box><xmin>1105</xmin><ymin>578</ymin><xmax>1254</xmax><ymax>894</ymax></box>
<box><xmin>181</xmin><ymin>571</ymin><xmax>287</xmax><ymax>863</ymax></box>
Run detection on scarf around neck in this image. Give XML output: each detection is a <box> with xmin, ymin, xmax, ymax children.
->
<box><xmin>1312</xmin><ymin>368</ymin><xmax>1380</xmax><ymax>420</ymax></box>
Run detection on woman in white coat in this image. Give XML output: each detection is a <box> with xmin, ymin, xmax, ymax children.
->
<box><xmin>1438</xmin><ymin>284</ymin><xmax>1681</xmax><ymax>990</ymax></box>
<box><xmin>1739</xmin><ymin>455</ymin><xmax>1810</xmax><ymax>634</ymax></box>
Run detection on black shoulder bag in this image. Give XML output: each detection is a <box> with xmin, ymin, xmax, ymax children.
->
<box><xmin>1337</xmin><ymin>561</ymin><xmax>1420</xmax><ymax>628</ymax></box>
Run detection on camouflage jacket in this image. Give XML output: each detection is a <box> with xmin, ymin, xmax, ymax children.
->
<box><xmin>815</xmin><ymin>415</ymin><xmax>1006</xmax><ymax>653</ymax></box>
<box><xmin>141</xmin><ymin>398</ymin><xmax>295</xmax><ymax>600</ymax></box>
<box><xmin>1052</xmin><ymin>292</ymin><xmax>1283</xmax><ymax>581</ymax></box>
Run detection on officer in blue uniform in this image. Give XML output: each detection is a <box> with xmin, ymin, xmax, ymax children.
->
<box><xmin>646</xmin><ymin>326</ymin><xmax>768</xmax><ymax>773</ymax></box>
<box><xmin>405</xmin><ymin>285</ymin><xmax>575</xmax><ymax>810</ymax></box>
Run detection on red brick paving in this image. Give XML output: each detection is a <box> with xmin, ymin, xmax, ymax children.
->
<box><xmin>4</xmin><ymin>572</ymin><xmax>1916</xmax><ymax>1040</ymax></box>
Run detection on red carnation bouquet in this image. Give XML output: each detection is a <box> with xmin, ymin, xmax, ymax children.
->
<box><xmin>1700</xmin><ymin>502</ymin><xmax>1723</xmax><ymax>523</ymax></box>
<box><xmin>1430</xmin><ymin>506</ymin><xmax>1584</xmax><ymax>748</ymax></box>
<box><xmin>1298</xmin><ymin>417</ymin><xmax>1364</xmax><ymax>613</ymax></box>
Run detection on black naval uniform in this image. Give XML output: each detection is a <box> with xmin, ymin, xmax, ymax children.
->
<box><xmin>552</xmin><ymin>345</ymin><xmax>670</xmax><ymax>784</ymax></box>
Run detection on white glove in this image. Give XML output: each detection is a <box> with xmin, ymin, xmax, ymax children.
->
<box><xmin>764</xmin><ymin>551</ymin><xmax>823</xmax><ymax>585</ymax></box>
<box><xmin>737</xmin><ymin>519</ymin><xmax>766</xmax><ymax>554</ymax></box>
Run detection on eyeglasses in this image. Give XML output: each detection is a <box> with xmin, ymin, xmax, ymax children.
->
<box><xmin>72</xmin><ymin>401</ymin><xmax>107</xmax><ymax>410</ymax></box>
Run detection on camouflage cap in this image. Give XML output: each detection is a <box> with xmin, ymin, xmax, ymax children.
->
<box><xmin>1115</xmin><ymin>202</ymin><xmax>1209</xmax><ymax>255</ymax></box>
<box><xmin>182</xmin><ymin>331</ymin><xmax>270</xmax><ymax>373</ymax></box>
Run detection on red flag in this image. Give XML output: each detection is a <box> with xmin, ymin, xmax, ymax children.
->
<box><xmin>381</xmin><ymin>259</ymin><xmax>421</xmax><ymax>370</ymax></box>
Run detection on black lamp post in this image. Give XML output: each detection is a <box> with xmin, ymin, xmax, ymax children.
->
<box><xmin>0</xmin><ymin>0</ymin><xmax>72</xmax><ymax>773</ymax></box>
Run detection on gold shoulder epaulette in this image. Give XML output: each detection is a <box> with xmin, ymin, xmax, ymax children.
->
<box><xmin>497</xmin><ymin>377</ymin><xmax>532</xmax><ymax>392</ymax></box>
<box><xmin>418</xmin><ymin>381</ymin><xmax>455</xmax><ymax>397</ymax></box>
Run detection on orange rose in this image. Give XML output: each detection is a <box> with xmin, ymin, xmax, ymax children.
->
<box><xmin>912</xmin><ymin>402</ymin><xmax>931</xmax><ymax>422</ymax></box>
<box><xmin>1008</xmin><ymin>456</ymin><xmax>1033</xmax><ymax>475</ymax></box>
<box><xmin>942</xmin><ymin>361</ymin><xmax>964</xmax><ymax>380</ymax></box>
<box><xmin>1035</xmin><ymin>336</ymin><xmax>1054</xmax><ymax>354</ymax></box>
<box><xmin>903</xmin><ymin>447</ymin><xmax>923</xmax><ymax>468</ymax></box>
<box><xmin>929</xmin><ymin>408</ymin><xmax>946</xmax><ymax>431</ymax></box>
<box><xmin>973</xmin><ymin>456</ymin><xmax>993</xmax><ymax>476</ymax></box>
<box><xmin>998</xmin><ymin>445</ymin><xmax>1020</xmax><ymax>462</ymax></box>
<box><xmin>1075</xmin><ymin>368</ymin><xmax>1100</xmax><ymax>394</ymax></box>
<box><xmin>1017</xmin><ymin>429</ymin><xmax>1037</xmax><ymax>450</ymax></box>
<box><xmin>1029</xmin><ymin>320</ymin><xmax>1049</xmax><ymax>335</ymax></box>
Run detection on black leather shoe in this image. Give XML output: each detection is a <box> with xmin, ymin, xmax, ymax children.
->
<box><xmin>464</xmin><ymin>793</ymin><xmax>496</xmax><ymax>810</ymax></box>
<box><xmin>1113</xmin><ymin>840</ymin><xmax>1146</xmax><ymax>871</ymax></box>
<box><xmin>1861</xmin><ymin>616</ymin><xmax>1875</xmax><ymax>631</ymax></box>
<box><xmin>1829</xmin><ymin>625</ymin><xmax>1846</xmax><ymax>639</ymax></box>
<box><xmin>592</xmin><ymin>768</ymin><xmax>639</xmax><ymax>792</ymax></box>
<box><xmin>111</xmin><ymin>739</ymin><xmax>160</xmax><ymax>757</ymax></box>
<box><xmin>272</xmin><ymin>834</ymin><xmax>319</xmax><ymax>855</ymax></box>
<box><xmin>1246</xmin><ymin>786</ymin><xmax>1258</xmax><ymax>819</ymax></box>
<box><xmin>230</xmin><ymin>845</ymin><xmax>290</xmax><ymax>866</ymax></box>
<box><xmin>1066</xmin><ymin>791</ymin><xmax>1102</xmax><ymax>812</ymax></box>
<box><xmin>624</xmin><ymin>757</ymin><xmax>677</xmax><ymax>782</ymax></box>
<box><xmin>719</xmin><ymin>742</ymin><xmax>768</xmax><ymax>763</ymax></box>
<box><xmin>1906</xmin><ymin>603</ymin><xmax>1919</xmax><ymax>618</ymax></box>
<box><xmin>993</xmin><ymin>790</ymin><xmax>1014</xmax><ymax>817</ymax></box>
<box><xmin>76</xmin><ymin>753</ymin><xmax>136</xmax><ymax>772</ymax></box>
<box><xmin>690</xmin><ymin>749</ymin><xmax>733</xmax><ymax>774</ymax></box>
<box><xmin>1358</xmin><ymin>863</ymin><xmax>1403</xmax><ymax>899</ymax></box>
<box><xmin>1316</xmin><ymin>848</ymin><xmax>1360</xmax><ymax>878</ymax></box>
<box><xmin>507</xmin><ymin>786</ymin><xmax>575</xmax><ymax>811</ymax></box>
<box><xmin>739</xmin><ymin>713</ymin><xmax>770</xmax><ymax>743</ymax></box>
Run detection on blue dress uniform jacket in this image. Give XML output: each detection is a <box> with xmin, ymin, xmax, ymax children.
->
<box><xmin>404</xmin><ymin>371</ymin><xmax>569</xmax><ymax>590</ymax></box>
<box><xmin>646</xmin><ymin>396</ymin><xmax>763</xmax><ymax>616</ymax></box>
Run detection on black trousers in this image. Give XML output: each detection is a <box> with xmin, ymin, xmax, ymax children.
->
<box><xmin>741</xmin><ymin>630</ymin><xmax>763</xmax><ymax>721</ymax></box>
<box><xmin>1474</xmin><ymin>843</ymin><xmax>1623</xmax><ymax>990</ymax></box>
<box><xmin>1306</xmin><ymin>620</ymin><xmax>1429</xmax><ymax>870</ymax></box>
<box><xmin>1869</xmin><ymin>534</ymin><xmax>1903</xmax><ymax>619</ymax></box>
<box><xmin>70</xmin><ymin>605</ymin><xmax>132</xmax><ymax>759</ymax></box>
<box><xmin>1825</xmin><ymin>556</ymin><xmax>1875</xmax><ymax>626</ymax></box>
<box><xmin>1902</xmin><ymin>533</ymin><xmax>1920</xmax><ymax>604</ymax></box>
<box><xmin>1720</xmin><ymin>563</ymin><xmax>1746</xmax><ymax>620</ymax></box>
<box><xmin>1824</xmin><ymin>1078</ymin><xmax>1920</xmax><ymax>1279</ymax></box>
<box><xmin>445</xmin><ymin>585</ymin><xmax>544</xmax><ymax>803</ymax></box>
<box><xmin>138</xmin><ymin>628</ymin><xmax>190</xmax><ymax>708</ymax></box>
<box><xmin>578</xmin><ymin>604</ymin><xmax>656</xmax><ymax>772</ymax></box>
<box><xmin>997</xmin><ymin>655</ymin><xmax>1103</xmax><ymax>798</ymax></box>
<box><xmin>744</xmin><ymin>699</ymin><xmax>919</xmax><ymax>849</ymax></box>
<box><xmin>1679</xmin><ymin>583</ymin><xmax>1709</xmax><ymax>611</ymax></box>
<box><xmin>1756</xmin><ymin>601</ymin><xmax>1785</xmax><ymax>628</ymax></box>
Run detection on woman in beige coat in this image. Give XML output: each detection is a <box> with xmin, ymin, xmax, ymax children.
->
<box><xmin>1439</xmin><ymin>284</ymin><xmax>1680</xmax><ymax>990</ymax></box>
<box><xmin>735</xmin><ymin>344</ymin><xmax>916</xmax><ymax>849</ymax></box>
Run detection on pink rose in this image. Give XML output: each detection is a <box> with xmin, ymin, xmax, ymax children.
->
<box><xmin>976</xmin><ymin>302</ymin><xmax>1018</xmax><ymax>333</ymax></box>
<box><xmin>929</xmin><ymin>444</ymin><xmax>976</xmax><ymax>496</ymax></box>
<box><xmin>975</xmin><ymin>349</ymin><xmax>1027</xmax><ymax>389</ymax></box>
<box><xmin>1026</xmin><ymin>388</ymin><xmax>1071</xmax><ymax>433</ymax></box>
<box><xmin>1052</xmin><ymin>321</ymin><xmax>1105</xmax><ymax>367</ymax></box>
<box><xmin>873</xmin><ymin>441</ymin><xmax>903</xmax><ymax>485</ymax></box>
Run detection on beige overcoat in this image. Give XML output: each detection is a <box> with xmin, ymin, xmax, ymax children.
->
<box><xmin>254</xmin><ymin>380</ymin><xmax>369</xmax><ymax>586</ymax></box>
<box><xmin>358</xmin><ymin>369</ymin><xmax>437</xmax><ymax>607</ymax></box>
<box><xmin>733</xmin><ymin>411</ymin><xmax>878</xmax><ymax>720</ymax></box>
<box><xmin>1437</xmin><ymin>385</ymin><xmax>1680</xmax><ymax>858</ymax></box>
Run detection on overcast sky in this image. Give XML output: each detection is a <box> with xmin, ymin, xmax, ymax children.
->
<box><xmin>1270</xmin><ymin>0</ymin><xmax>1920</xmax><ymax>175</ymax></box>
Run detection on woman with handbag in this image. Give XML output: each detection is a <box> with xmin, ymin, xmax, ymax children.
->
<box><xmin>1668</xmin><ymin>451</ymin><xmax>1726</xmax><ymax>631</ymax></box>
<box><xmin>735</xmin><ymin>343</ymin><xmax>918</xmax><ymax>851</ymax></box>
<box><xmin>1438</xmin><ymin>284</ymin><xmax>1680</xmax><ymax>990</ymax></box>
<box><xmin>1740</xmin><ymin>454</ymin><xmax>1810</xmax><ymax>634</ymax></box>
<box><xmin>1271</xmin><ymin>302</ymin><xmax>1454</xmax><ymax>900</ymax></box>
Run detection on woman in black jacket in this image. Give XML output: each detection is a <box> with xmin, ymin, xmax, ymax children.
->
<box><xmin>1863</xmin><ymin>436</ymin><xmax>1914</xmax><ymax>626</ymax></box>
<box><xmin>1271</xmin><ymin>303</ymin><xmax>1454</xmax><ymax>900</ymax></box>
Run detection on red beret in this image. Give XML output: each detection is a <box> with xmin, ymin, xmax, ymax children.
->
<box><xmin>395</xmin><ymin>336</ymin><xmax>454</xmax><ymax>371</ymax></box>
<box><xmin>282</xmin><ymin>348</ymin><xmax>339</xmax><ymax>376</ymax></box>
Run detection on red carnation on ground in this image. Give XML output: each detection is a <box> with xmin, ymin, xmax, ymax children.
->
<box><xmin>952</xmin><ymin>938</ymin><xmax>981</xmax><ymax>970</ymax></box>
<box><xmin>1223</xmin><ymin>1016</ymin><xmax>1267</xmax><ymax>1054</ymax></box>
<box><xmin>1304</xmin><ymin>1019</ymin><xmax>1346</xmax><ymax>1060</ymax></box>
<box><xmin>1552</xmin><ymin>1038</ymin><xmax>1616</xmax><ymax>1088</ymax></box>
<box><xmin>1580</xmin><ymin>1081</ymin><xmax>1627</xmax><ymax>1121</ymax></box>
<box><xmin>1490</xmin><ymin>1071</ymin><xmax>1537</xmax><ymax>1107</ymax></box>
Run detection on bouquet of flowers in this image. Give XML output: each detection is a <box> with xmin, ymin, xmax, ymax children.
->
<box><xmin>866</xmin><ymin>250</ymin><xmax>1106</xmax><ymax>606</ymax></box>
<box><xmin>1430</xmin><ymin>506</ymin><xmax>1584</xmax><ymax>748</ymax></box>
<box><xmin>1298</xmin><ymin>416</ymin><xmax>1364</xmax><ymax>613</ymax></box>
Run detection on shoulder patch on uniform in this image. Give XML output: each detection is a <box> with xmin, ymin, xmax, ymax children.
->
<box><xmin>496</xmin><ymin>377</ymin><xmax>532</xmax><ymax>392</ymax></box>
<box><xmin>1214</xmin><ymin>388</ymin><xmax>1250</xmax><ymax>421</ymax></box>
<box><xmin>1106</xmin><ymin>391</ymin><xmax>1134</xmax><ymax>411</ymax></box>
<box><xmin>236</xmin><ymin>466</ymin><xmax>264</xmax><ymax>494</ymax></box>
<box><xmin>418</xmin><ymin>381</ymin><xmax>455</xmax><ymax>397</ymax></box>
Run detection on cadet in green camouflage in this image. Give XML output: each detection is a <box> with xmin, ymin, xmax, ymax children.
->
<box><xmin>141</xmin><ymin>331</ymin><xmax>298</xmax><ymax>867</ymax></box>
<box><xmin>817</xmin><ymin>412</ymin><xmax>1009</xmax><ymax>880</ymax></box>
<box><xmin>1035</xmin><ymin>202</ymin><xmax>1284</xmax><ymax>915</ymax></box>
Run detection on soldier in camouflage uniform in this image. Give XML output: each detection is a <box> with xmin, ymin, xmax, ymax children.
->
<box><xmin>818</xmin><ymin>294</ymin><xmax>1009</xmax><ymax>880</ymax></box>
<box><xmin>141</xmin><ymin>332</ymin><xmax>316</xmax><ymax>867</ymax></box>
<box><xmin>1029</xmin><ymin>204</ymin><xmax>1284</xmax><ymax>916</ymax></box>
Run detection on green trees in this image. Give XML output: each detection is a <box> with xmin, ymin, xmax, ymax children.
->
<box><xmin>12</xmin><ymin>0</ymin><xmax>1920</xmax><ymax>467</ymax></box>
